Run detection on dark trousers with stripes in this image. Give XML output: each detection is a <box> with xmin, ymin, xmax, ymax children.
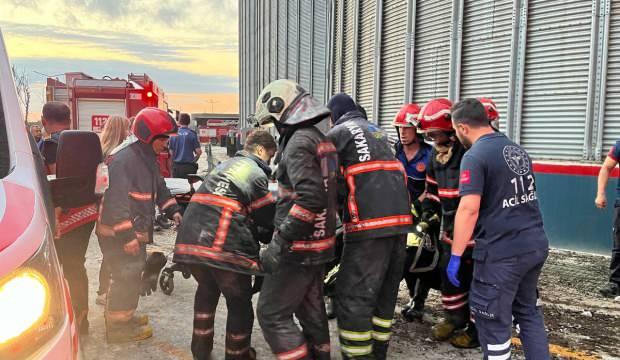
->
<box><xmin>190</xmin><ymin>264</ymin><xmax>255</xmax><ymax>360</ymax></box>
<box><xmin>257</xmin><ymin>263</ymin><xmax>331</xmax><ymax>360</ymax></box>
<box><xmin>439</xmin><ymin>242</ymin><xmax>474</xmax><ymax>328</ymax></box>
<box><xmin>335</xmin><ymin>235</ymin><xmax>406</xmax><ymax>359</ymax></box>
<box><xmin>471</xmin><ymin>248</ymin><xmax>549</xmax><ymax>360</ymax></box>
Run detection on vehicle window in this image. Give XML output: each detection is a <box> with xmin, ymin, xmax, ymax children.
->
<box><xmin>0</xmin><ymin>89</ymin><xmax>9</xmax><ymax>178</ymax></box>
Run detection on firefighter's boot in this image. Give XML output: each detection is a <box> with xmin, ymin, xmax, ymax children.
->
<box><xmin>130</xmin><ymin>314</ymin><xmax>149</xmax><ymax>326</ymax></box>
<box><xmin>106</xmin><ymin>321</ymin><xmax>153</xmax><ymax>344</ymax></box>
<box><xmin>431</xmin><ymin>319</ymin><xmax>457</xmax><ymax>341</ymax></box>
<box><xmin>402</xmin><ymin>298</ymin><xmax>424</xmax><ymax>322</ymax></box>
<box><xmin>449</xmin><ymin>323</ymin><xmax>480</xmax><ymax>349</ymax></box>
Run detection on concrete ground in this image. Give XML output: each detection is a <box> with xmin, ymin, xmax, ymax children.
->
<box><xmin>79</xmin><ymin>146</ymin><xmax>620</xmax><ymax>359</ymax></box>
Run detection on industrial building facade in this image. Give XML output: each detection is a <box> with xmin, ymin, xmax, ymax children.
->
<box><xmin>240</xmin><ymin>0</ymin><xmax>620</xmax><ymax>161</ymax></box>
<box><xmin>239</xmin><ymin>0</ymin><xmax>620</xmax><ymax>254</ymax></box>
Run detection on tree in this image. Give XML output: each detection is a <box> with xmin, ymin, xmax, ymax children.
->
<box><xmin>12</xmin><ymin>65</ymin><xmax>31</xmax><ymax>123</ymax></box>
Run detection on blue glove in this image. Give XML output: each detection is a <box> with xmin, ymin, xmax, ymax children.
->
<box><xmin>446</xmin><ymin>254</ymin><xmax>462</xmax><ymax>287</ymax></box>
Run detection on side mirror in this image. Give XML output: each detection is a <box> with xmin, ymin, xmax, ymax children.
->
<box><xmin>50</xmin><ymin>130</ymin><xmax>102</xmax><ymax>208</ymax></box>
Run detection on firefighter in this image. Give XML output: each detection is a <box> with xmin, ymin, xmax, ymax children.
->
<box><xmin>326</xmin><ymin>93</ymin><xmax>411</xmax><ymax>359</ymax></box>
<box><xmin>254</xmin><ymin>79</ymin><xmax>338</xmax><ymax>360</ymax></box>
<box><xmin>98</xmin><ymin>107</ymin><xmax>182</xmax><ymax>343</ymax></box>
<box><xmin>449</xmin><ymin>98</ymin><xmax>550</xmax><ymax>359</ymax></box>
<box><xmin>39</xmin><ymin>101</ymin><xmax>99</xmax><ymax>334</ymax></box>
<box><xmin>392</xmin><ymin>103</ymin><xmax>440</xmax><ymax>322</ymax></box>
<box><xmin>173</xmin><ymin>130</ymin><xmax>277</xmax><ymax>360</ymax></box>
<box><xmin>418</xmin><ymin>98</ymin><xmax>479</xmax><ymax>348</ymax></box>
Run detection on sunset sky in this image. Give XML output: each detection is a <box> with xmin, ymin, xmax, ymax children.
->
<box><xmin>1</xmin><ymin>0</ymin><xmax>239</xmax><ymax>121</ymax></box>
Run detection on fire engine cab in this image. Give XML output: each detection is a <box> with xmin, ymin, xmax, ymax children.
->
<box><xmin>46</xmin><ymin>72</ymin><xmax>168</xmax><ymax>133</ymax></box>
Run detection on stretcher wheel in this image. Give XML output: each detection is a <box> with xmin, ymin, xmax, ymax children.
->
<box><xmin>182</xmin><ymin>270</ymin><xmax>191</xmax><ymax>279</ymax></box>
<box><xmin>159</xmin><ymin>270</ymin><xmax>174</xmax><ymax>295</ymax></box>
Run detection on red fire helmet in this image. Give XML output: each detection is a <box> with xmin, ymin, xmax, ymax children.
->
<box><xmin>478</xmin><ymin>97</ymin><xmax>500</xmax><ymax>122</ymax></box>
<box><xmin>393</xmin><ymin>103</ymin><xmax>421</xmax><ymax>128</ymax></box>
<box><xmin>417</xmin><ymin>98</ymin><xmax>453</xmax><ymax>133</ymax></box>
<box><xmin>132</xmin><ymin>107</ymin><xmax>177</xmax><ymax>144</ymax></box>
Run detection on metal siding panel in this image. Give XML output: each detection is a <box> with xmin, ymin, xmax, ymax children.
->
<box><xmin>287</xmin><ymin>0</ymin><xmax>299</xmax><ymax>81</ymax></box>
<box><xmin>521</xmin><ymin>0</ymin><xmax>592</xmax><ymax>160</ymax></box>
<box><xmin>263</xmin><ymin>0</ymin><xmax>270</xmax><ymax>87</ymax></box>
<box><xmin>356</xmin><ymin>0</ymin><xmax>376</xmax><ymax>121</ymax></box>
<box><xmin>313</xmin><ymin>0</ymin><xmax>329</xmax><ymax>103</ymax></box>
<box><xmin>278</xmin><ymin>0</ymin><xmax>288</xmax><ymax>79</ymax></box>
<box><xmin>603</xmin><ymin>1</ymin><xmax>620</xmax><ymax>152</ymax></box>
<box><xmin>459</xmin><ymin>0</ymin><xmax>513</xmax><ymax>133</ymax></box>
<box><xmin>299</xmin><ymin>0</ymin><xmax>313</xmax><ymax>90</ymax></box>
<box><xmin>341</xmin><ymin>0</ymin><xmax>356</xmax><ymax>95</ymax></box>
<box><xmin>271</xmin><ymin>0</ymin><xmax>278</xmax><ymax>82</ymax></box>
<box><xmin>332</xmin><ymin>0</ymin><xmax>343</xmax><ymax>95</ymax></box>
<box><xmin>379</xmin><ymin>0</ymin><xmax>408</xmax><ymax>141</ymax></box>
<box><xmin>412</xmin><ymin>0</ymin><xmax>452</xmax><ymax>105</ymax></box>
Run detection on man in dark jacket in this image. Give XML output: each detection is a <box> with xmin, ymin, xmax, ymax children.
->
<box><xmin>99</xmin><ymin>107</ymin><xmax>182</xmax><ymax>343</ymax></box>
<box><xmin>173</xmin><ymin>130</ymin><xmax>277</xmax><ymax>360</ymax></box>
<box><xmin>255</xmin><ymin>79</ymin><xmax>338</xmax><ymax>360</ymax></box>
<box><xmin>326</xmin><ymin>93</ymin><xmax>411</xmax><ymax>359</ymax></box>
<box><xmin>418</xmin><ymin>98</ymin><xmax>478</xmax><ymax>348</ymax></box>
<box><xmin>39</xmin><ymin>101</ymin><xmax>99</xmax><ymax>334</ymax></box>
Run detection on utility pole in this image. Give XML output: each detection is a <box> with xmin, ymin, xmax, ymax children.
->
<box><xmin>205</xmin><ymin>99</ymin><xmax>218</xmax><ymax>113</ymax></box>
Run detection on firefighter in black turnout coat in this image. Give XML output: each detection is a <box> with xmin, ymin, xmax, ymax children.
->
<box><xmin>254</xmin><ymin>80</ymin><xmax>338</xmax><ymax>360</ymax></box>
<box><xmin>326</xmin><ymin>94</ymin><xmax>411</xmax><ymax>359</ymax></box>
<box><xmin>174</xmin><ymin>130</ymin><xmax>277</xmax><ymax>360</ymax></box>
<box><xmin>418</xmin><ymin>98</ymin><xmax>479</xmax><ymax>348</ymax></box>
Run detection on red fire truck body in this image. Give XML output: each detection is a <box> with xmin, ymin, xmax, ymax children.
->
<box><xmin>46</xmin><ymin>72</ymin><xmax>167</xmax><ymax>133</ymax></box>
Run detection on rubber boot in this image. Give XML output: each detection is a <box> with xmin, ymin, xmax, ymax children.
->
<box><xmin>400</xmin><ymin>298</ymin><xmax>414</xmax><ymax>316</ymax></box>
<box><xmin>106</xmin><ymin>320</ymin><xmax>153</xmax><ymax>344</ymax></box>
<box><xmin>431</xmin><ymin>319</ymin><xmax>457</xmax><ymax>341</ymax></box>
<box><xmin>450</xmin><ymin>323</ymin><xmax>480</xmax><ymax>349</ymax></box>
<box><xmin>130</xmin><ymin>314</ymin><xmax>149</xmax><ymax>326</ymax></box>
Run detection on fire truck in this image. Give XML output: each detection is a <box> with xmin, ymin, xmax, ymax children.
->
<box><xmin>46</xmin><ymin>72</ymin><xmax>168</xmax><ymax>133</ymax></box>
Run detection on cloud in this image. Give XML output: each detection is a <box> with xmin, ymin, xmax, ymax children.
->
<box><xmin>0</xmin><ymin>0</ymin><xmax>239</xmax><ymax>76</ymax></box>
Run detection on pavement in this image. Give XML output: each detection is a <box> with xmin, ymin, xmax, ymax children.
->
<box><xmin>78</xmin><ymin>146</ymin><xmax>620</xmax><ymax>359</ymax></box>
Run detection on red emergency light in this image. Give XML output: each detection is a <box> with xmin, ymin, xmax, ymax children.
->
<box><xmin>146</xmin><ymin>91</ymin><xmax>153</xmax><ymax>98</ymax></box>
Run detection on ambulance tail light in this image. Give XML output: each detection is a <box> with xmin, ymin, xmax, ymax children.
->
<box><xmin>0</xmin><ymin>228</ymin><xmax>67</xmax><ymax>359</ymax></box>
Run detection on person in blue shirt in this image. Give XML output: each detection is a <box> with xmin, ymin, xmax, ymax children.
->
<box><xmin>168</xmin><ymin>113</ymin><xmax>202</xmax><ymax>179</ymax></box>
<box><xmin>595</xmin><ymin>141</ymin><xmax>620</xmax><ymax>298</ymax></box>
<box><xmin>393</xmin><ymin>103</ymin><xmax>433</xmax><ymax>203</ymax></box>
<box><xmin>392</xmin><ymin>103</ymin><xmax>439</xmax><ymax>322</ymax></box>
<box><xmin>448</xmin><ymin>98</ymin><xmax>550</xmax><ymax>360</ymax></box>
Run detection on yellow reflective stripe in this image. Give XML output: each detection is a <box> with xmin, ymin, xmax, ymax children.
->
<box><xmin>339</xmin><ymin>329</ymin><xmax>372</xmax><ymax>342</ymax></box>
<box><xmin>372</xmin><ymin>331</ymin><xmax>392</xmax><ymax>341</ymax></box>
<box><xmin>372</xmin><ymin>316</ymin><xmax>393</xmax><ymax>329</ymax></box>
<box><xmin>341</xmin><ymin>345</ymin><xmax>373</xmax><ymax>356</ymax></box>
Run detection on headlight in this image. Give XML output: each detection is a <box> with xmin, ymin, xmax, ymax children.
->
<box><xmin>0</xmin><ymin>269</ymin><xmax>50</xmax><ymax>344</ymax></box>
<box><xmin>0</xmin><ymin>228</ymin><xmax>67</xmax><ymax>359</ymax></box>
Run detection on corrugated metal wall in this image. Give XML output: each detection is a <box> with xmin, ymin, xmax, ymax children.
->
<box><xmin>240</xmin><ymin>0</ymin><xmax>620</xmax><ymax>163</ymax></box>
<box><xmin>519</xmin><ymin>0</ymin><xmax>592</xmax><ymax>160</ymax></box>
<box><xmin>459</xmin><ymin>0</ymin><xmax>513</xmax><ymax>133</ymax></box>
<box><xmin>603</xmin><ymin>1</ymin><xmax>620</xmax><ymax>153</ymax></box>
<box><xmin>378</xmin><ymin>0</ymin><xmax>408</xmax><ymax>140</ymax></box>
<box><xmin>411</xmin><ymin>0</ymin><xmax>451</xmax><ymax>105</ymax></box>
<box><xmin>356</xmin><ymin>0</ymin><xmax>376</xmax><ymax>122</ymax></box>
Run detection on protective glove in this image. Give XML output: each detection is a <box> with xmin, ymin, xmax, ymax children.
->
<box><xmin>446</xmin><ymin>254</ymin><xmax>461</xmax><ymax>287</ymax></box>
<box><xmin>260</xmin><ymin>234</ymin><xmax>285</xmax><ymax>274</ymax></box>
<box><xmin>141</xmin><ymin>251</ymin><xmax>167</xmax><ymax>296</ymax></box>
